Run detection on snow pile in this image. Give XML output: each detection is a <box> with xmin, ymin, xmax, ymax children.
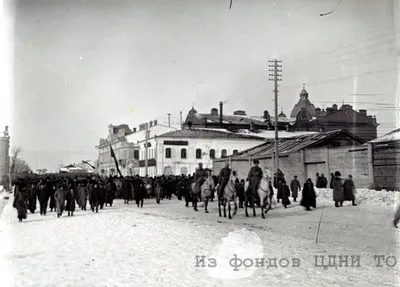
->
<box><xmin>206</xmin><ymin>228</ymin><xmax>263</xmax><ymax>279</ymax></box>
<box><xmin>311</xmin><ymin>188</ymin><xmax>399</xmax><ymax>208</ymax></box>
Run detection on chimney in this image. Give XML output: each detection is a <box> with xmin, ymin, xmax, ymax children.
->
<box><xmin>133</xmin><ymin>127</ymin><xmax>137</xmax><ymax>133</ymax></box>
<box><xmin>180</xmin><ymin>111</ymin><xmax>182</xmax><ymax>127</ymax></box>
<box><xmin>149</xmin><ymin>121</ymin><xmax>153</xmax><ymax>127</ymax></box>
<box><xmin>154</xmin><ymin>120</ymin><xmax>157</xmax><ymax>125</ymax></box>
<box><xmin>167</xmin><ymin>113</ymin><xmax>171</xmax><ymax>127</ymax></box>
<box><xmin>211</xmin><ymin>108</ymin><xmax>218</xmax><ymax>116</ymax></box>
<box><xmin>219</xmin><ymin>102</ymin><xmax>223</xmax><ymax>124</ymax></box>
<box><xmin>326</xmin><ymin>107</ymin><xmax>334</xmax><ymax>115</ymax></box>
<box><xmin>250</xmin><ymin>121</ymin><xmax>254</xmax><ymax>131</ymax></box>
<box><xmin>359</xmin><ymin>109</ymin><xmax>367</xmax><ymax>116</ymax></box>
<box><xmin>233</xmin><ymin>110</ymin><xmax>246</xmax><ymax>116</ymax></box>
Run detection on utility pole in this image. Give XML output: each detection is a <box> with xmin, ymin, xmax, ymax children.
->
<box><xmin>268</xmin><ymin>59</ymin><xmax>282</xmax><ymax>174</ymax></box>
<box><xmin>144</xmin><ymin>124</ymin><xmax>149</xmax><ymax>176</ymax></box>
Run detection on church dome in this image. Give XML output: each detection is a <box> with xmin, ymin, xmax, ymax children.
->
<box><xmin>278</xmin><ymin>111</ymin><xmax>287</xmax><ymax>118</ymax></box>
<box><xmin>290</xmin><ymin>83</ymin><xmax>315</xmax><ymax>118</ymax></box>
<box><xmin>188</xmin><ymin>106</ymin><xmax>197</xmax><ymax>115</ymax></box>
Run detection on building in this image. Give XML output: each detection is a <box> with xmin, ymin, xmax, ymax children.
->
<box><xmin>213</xmin><ymin>129</ymin><xmax>373</xmax><ymax>188</ymax></box>
<box><xmin>290</xmin><ymin>84</ymin><xmax>379</xmax><ymax>141</ymax></box>
<box><xmin>183</xmin><ymin>102</ymin><xmax>294</xmax><ymax>132</ymax></box>
<box><xmin>369</xmin><ymin>128</ymin><xmax>400</xmax><ymax>191</ymax></box>
<box><xmin>0</xmin><ymin>126</ymin><xmax>10</xmax><ymax>187</ymax></box>
<box><xmin>96</xmin><ymin>124</ymin><xmax>137</xmax><ymax>177</ymax></box>
<box><xmin>125</xmin><ymin>120</ymin><xmax>177</xmax><ymax>176</ymax></box>
<box><xmin>147</xmin><ymin>128</ymin><xmax>266</xmax><ymax>176</ymax></box>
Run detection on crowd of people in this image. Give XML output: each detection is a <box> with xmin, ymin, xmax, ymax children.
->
<box><xmin>9</xmin><ymin>161</ymin><xmax>358</xmax><ymax>222</ymax></box>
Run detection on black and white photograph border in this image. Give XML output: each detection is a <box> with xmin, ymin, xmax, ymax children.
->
<box><xmin>0</xmin><ymin>0</ymin><xmax>399</xmax><ymax>286</ymax></box>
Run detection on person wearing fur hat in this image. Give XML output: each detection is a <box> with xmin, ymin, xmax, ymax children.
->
<box><xmin>332</xmin><ymin>171</ymin><xmax>345</xmax><ymax>207</ymax></box>
<box><xmin>247</xmin><ymin>159</ymin><xmax>263</xmax><ymax>201</ymax></box>
<box><xmin>13</xmin><ymin>180</ymin><xmax>28</xmax><ymax>222</ymax></box>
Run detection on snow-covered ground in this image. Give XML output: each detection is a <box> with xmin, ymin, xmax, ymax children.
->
<box><xmin>0</xmin><ymin>193</ymin><xmax>398</xmax><ymax>287</ymax></box>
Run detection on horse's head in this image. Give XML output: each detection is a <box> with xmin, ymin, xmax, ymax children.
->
<box><xmin>229</xmin><ymin>172</ymin><xmax>238</xmax><ymax>183</ymax></box>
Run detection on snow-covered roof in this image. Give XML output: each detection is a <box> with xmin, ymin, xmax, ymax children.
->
<box><xmin>370</xmin><ymin>128</ymin><xmax>400</xmax><ymax>143</ymax></box>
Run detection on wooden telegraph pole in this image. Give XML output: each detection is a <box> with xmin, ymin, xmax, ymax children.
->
<box><xmin>268</xmin><ymin>59</ymin><xmax>282</xmax><ymax>174</ymax></box>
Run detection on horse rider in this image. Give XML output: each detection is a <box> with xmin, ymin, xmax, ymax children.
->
<box><xmin>247</xmin><ymin>159</ymin><xmax>263</xmax><ymax>196</ymax></box>
<box><xmin>194</xmin><ymin>162</ymin><xmax>207</xmax><ymax>195</ymax></box>
<box><xmin>217</xmin><ymin>161</ymin><xmax>231</xmax><ymax>199</ymax></box>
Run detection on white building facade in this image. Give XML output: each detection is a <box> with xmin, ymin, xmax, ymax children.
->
<box><xmin>149</xmin><ymin>129</ymin><xmax>265</xmax><ymax>176</ymax></box>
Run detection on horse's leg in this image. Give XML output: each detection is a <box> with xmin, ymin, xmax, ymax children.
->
<box><xmin>228</xmin><ymin>200</ymin><xmax>232</xmax><ymax>219</ymax></box>
<box><xmin>252</xmin><ymin>193</ymin><xmax>256</xmax><ymax>217</ymax></box>
<box><xmin>223</xmin><ymin>199</ymin><xmax>227</xmax><ymax>218</ymax></box>
<box><xmin>205</xmin><ymin>198</ymin><xmax>209</xmax><ymax>213</ymax></box>
<box><xmin>218</xmin><ymin>198</ymin><xmax>222</xmax><ymax>217</ymax></box>
<box><xmin>233</xmin><ymin>196</ymin><xmax>238</xmax><ymax>216</ymax></box>
<box><xmin>245</xmin><ymin>193</ymin><xmax>249</xmax><ymax>217</ymax></box>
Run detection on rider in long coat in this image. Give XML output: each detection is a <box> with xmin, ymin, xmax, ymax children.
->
<box><xmin>194</xmin><ymin>163</ymin><xmax>207</xmax><ymax>194</ymax></box>
<box><xmin>217</xmin><ymin>162</ymin><xmax>231</xmax><ymax>199</ymax></box>
<box><xmin>247</xmin><ymin>159</ymin><xmax>263</xmax><ymax>196</ymax></box>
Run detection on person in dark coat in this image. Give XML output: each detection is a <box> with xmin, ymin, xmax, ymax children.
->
<box><xmin>290</xmin><ymin>175</ymin><xmax>301</xmax><ymax>202</ymax></box>
<box><xmin>38</xmin><ymin>180</ymin><xmax>51</xmax><ymax>215</ymax></box>
<box><xmin>90</xmin><ymin>182</ymin><xmax>101</xmax><ymax>213</ymax></box>
<box><xmin>66</xmin><ymin>188</ymin><xmax>75</xmax><ymax>216</ymax></box>
<box><xmin>343</xmin><ymin>175</ymin><xmax>357</xmax><ymax>206</ymax></box>
<box><xmin>105</xmin><ymin>178</ymin><xmax>116</xmax><ymax>207</ymax></box>
<box><xmin>238</xmin><ymin>179</ymin><xmax>245</xmax><ymax>208</ymax></box>
<box><xmin>320</xmin><ymin>173</ymin><xmax>328</xmax><ymax>188</ymax></box>
<box><xmin>28</xmin><ymin>183</ymin><xmax>37</xmax><ymax>214</ymax></box>
<box><xmin>77</xmin><ymin>182</ymin><xmax>87</xmax><ymax>210</ymax></box>
<box><xmin>122</xmin><ymin>178</ymin><xmax>130</xmax><ymax>204</ymax></box>
<box><xmin>300</xmin><ymin>178</ymin><xmax>316</xmax><ymax>211</ymax></box>
<box><xmin>133</xmin><ymin>175</ymin><xmax>145</xmax><ymax>208</ymax></box>
<box><xmin>281</xmin><ymin>181</ymin><xmax>291</xmax><ymax>208</ymax></box>
<box><xmin>217</xmin><ymin>162</ymin><xmax>231</xmax><ymax>199</ymax></box>
<box><xmin>194</xmin><ymin>163</ymin><xmax>207</xmax><ymax>195</ymax></box>
<box><xmin>49</xmin><ymin>185</ymin><xmax>56</xmax><ymax>212</ymax></box>
<box><xmin>332</xmin><ymin>171</ymin><xmax>345</xmax><ymax>207</ymax></box>
<box><xmin>54</xmin><ymin>183</ymin><xmax>66</xmax><ymax>218</ymax></box>
<box><xmin>99</xmin><ymin>181</ymin><xmax>106</xmax><ymax>209</ymax></box>
<box><xmin>274</xmin><ymin>169</ymin><xmax>285</xmax><ymax>203</ymax></box>
<box><xmin>329</xmin><ymin>173</ymin><xmax>335</xmax><ymax>189</ymax></box>
<box><xmin>247</xmin><ymin>159</ymin><xmax>263</xmax><ymax>200</ymax></box>
<box><xmin>13</xmin><ymin>181</ymin><xmax>28</xmax><ymax>222</ymax></box>
<box><xmin>316</xmin><ymin>172</ymin><xmax>323</xmax><ymax>188</ymax></box>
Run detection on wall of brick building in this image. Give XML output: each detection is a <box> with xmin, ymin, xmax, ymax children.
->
<box><xmin>372</xmin><ymin>141</ymin><xmax>400</xmax><ymax>191</ymax></box>
<box><xmin>215</xmin><ymin>146</ymin><xmax>373</xmax><ymax>188</ymax></box>
<box><xmin>328</xmin><ymin>147</ymin><xmax>372</xmax><ymax>189</ymax></box>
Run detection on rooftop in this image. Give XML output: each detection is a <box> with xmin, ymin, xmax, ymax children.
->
<box><xmin>214</xmin><ymin>129</ymin><xmax>365</xmax><ymax>160</ymax></box>
<box><xmin>370</xmin><ymin>128</ymin><xmax>400</xmax><ymax>143</ymax></box>
<box><xmin>158</xmin><ymin>128</ymin><xmax>266</xmax><ymax>140</ymax></box>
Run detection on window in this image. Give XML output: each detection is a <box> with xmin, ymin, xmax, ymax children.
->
<box><xmin>210</xmin><ymin>149</ymin><xmax>215</xmax><ymax>159</ymax></box>
<box><xmin>134</xmin><ymin>150</ymin><xmax>139</xmax><ymax>160</ymax></box>
<box><xmin>166</xmin><ymin>148</ymin><xmax>172</xmax><ymax>158</ymax></box>
<box><xmin>196</xmin><ymin>149</ymin><xmax>202</xmax><ymax>159</ymax></box>
<box><xmin>221</xmin><ymin>149</ymin><xmax>227</xmax><ymax>158</ymax></box>
<box><xmin>233</xmin><ymin>149</ymin><xmax>238</xmax><ymax>155</ymax></box>
<box><xmin>181</xmin><ymin>148</ymin><xmax>187</xmax><ymax>159</ymax></box>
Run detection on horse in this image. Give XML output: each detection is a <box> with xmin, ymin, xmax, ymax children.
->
<box><xmin>245</xmin><ymin>171</ymin><xmax>273</xmax><ymax>218</ymax></box>
<box><xmin>191</xmin><ymin>173</ymin><xmax>215</xmax><ymax>212</ymax></box>
<box><xmin>218</xmin><ymin>173</ymin><xmax>238</xmax><ymax>219</ymax></box>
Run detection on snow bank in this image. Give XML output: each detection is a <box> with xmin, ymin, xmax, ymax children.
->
<box><xmin>311</xmin><ymin>188</ymin><xmax>399</xmax><ymax>209</ymax></box>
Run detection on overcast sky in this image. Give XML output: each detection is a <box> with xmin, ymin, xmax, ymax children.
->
<box><xmin>2</xmin><ymin>0</ymin><xmax>398</xmax><ymax>171</ymax></box>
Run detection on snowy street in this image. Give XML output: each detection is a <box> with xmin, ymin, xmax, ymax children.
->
<box><xmin>0</xmin><ymin>196</ymin><xmax>398</xmax><ymax>287</ymax></box>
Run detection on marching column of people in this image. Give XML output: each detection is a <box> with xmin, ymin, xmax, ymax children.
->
<box><xmin>10</xmin><ymin>165</ymin><xmax>358</xmax><ymax>222</ymax></box>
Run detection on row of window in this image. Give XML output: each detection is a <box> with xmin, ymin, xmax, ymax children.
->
<box><xmin>165</xmin><ymin>148</ymin><xmax>238</xmax><ymax>159</ymax></box>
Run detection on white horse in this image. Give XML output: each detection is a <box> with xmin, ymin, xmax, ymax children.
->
<box><xmin>191</xmin><ymin>172</ymin><xmax>215</xmax><ymax>212</ymax></box>
<box><xmin>218</xmin><ymin>173</ymin><xmax>238</xmax><ymax>219</ymax></box>
<box><xmin>244</xmin><ymin>169</ymin><xmax>273</xmax><ymax>218</ymax></box>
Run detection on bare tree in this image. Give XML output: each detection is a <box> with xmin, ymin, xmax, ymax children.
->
<box><xmin>12</xmin><ymin>158</ymin><xmax>32</xmax><ymax>175</ymax></box>
<box><xmin>10</xmin><ymin>146</ymin><xmax>32</xmax><ymax>181</ymax></box>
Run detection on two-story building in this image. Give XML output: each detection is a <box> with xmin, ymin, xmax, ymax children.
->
<box><xmin>125</xmin><ymin>120</ymin><xmax>177</xmax><ymax>176</ymax></box>
<box><xmin>96</xmin><ymin>124</ymin><xmax>136</xmax><ymax>177</ymax></box>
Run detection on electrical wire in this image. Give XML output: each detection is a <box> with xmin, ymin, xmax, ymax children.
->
<box><xmin>320</xmin><ymin>0</ymin><xmax>343</xmax><ymax>16</ymax></box>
